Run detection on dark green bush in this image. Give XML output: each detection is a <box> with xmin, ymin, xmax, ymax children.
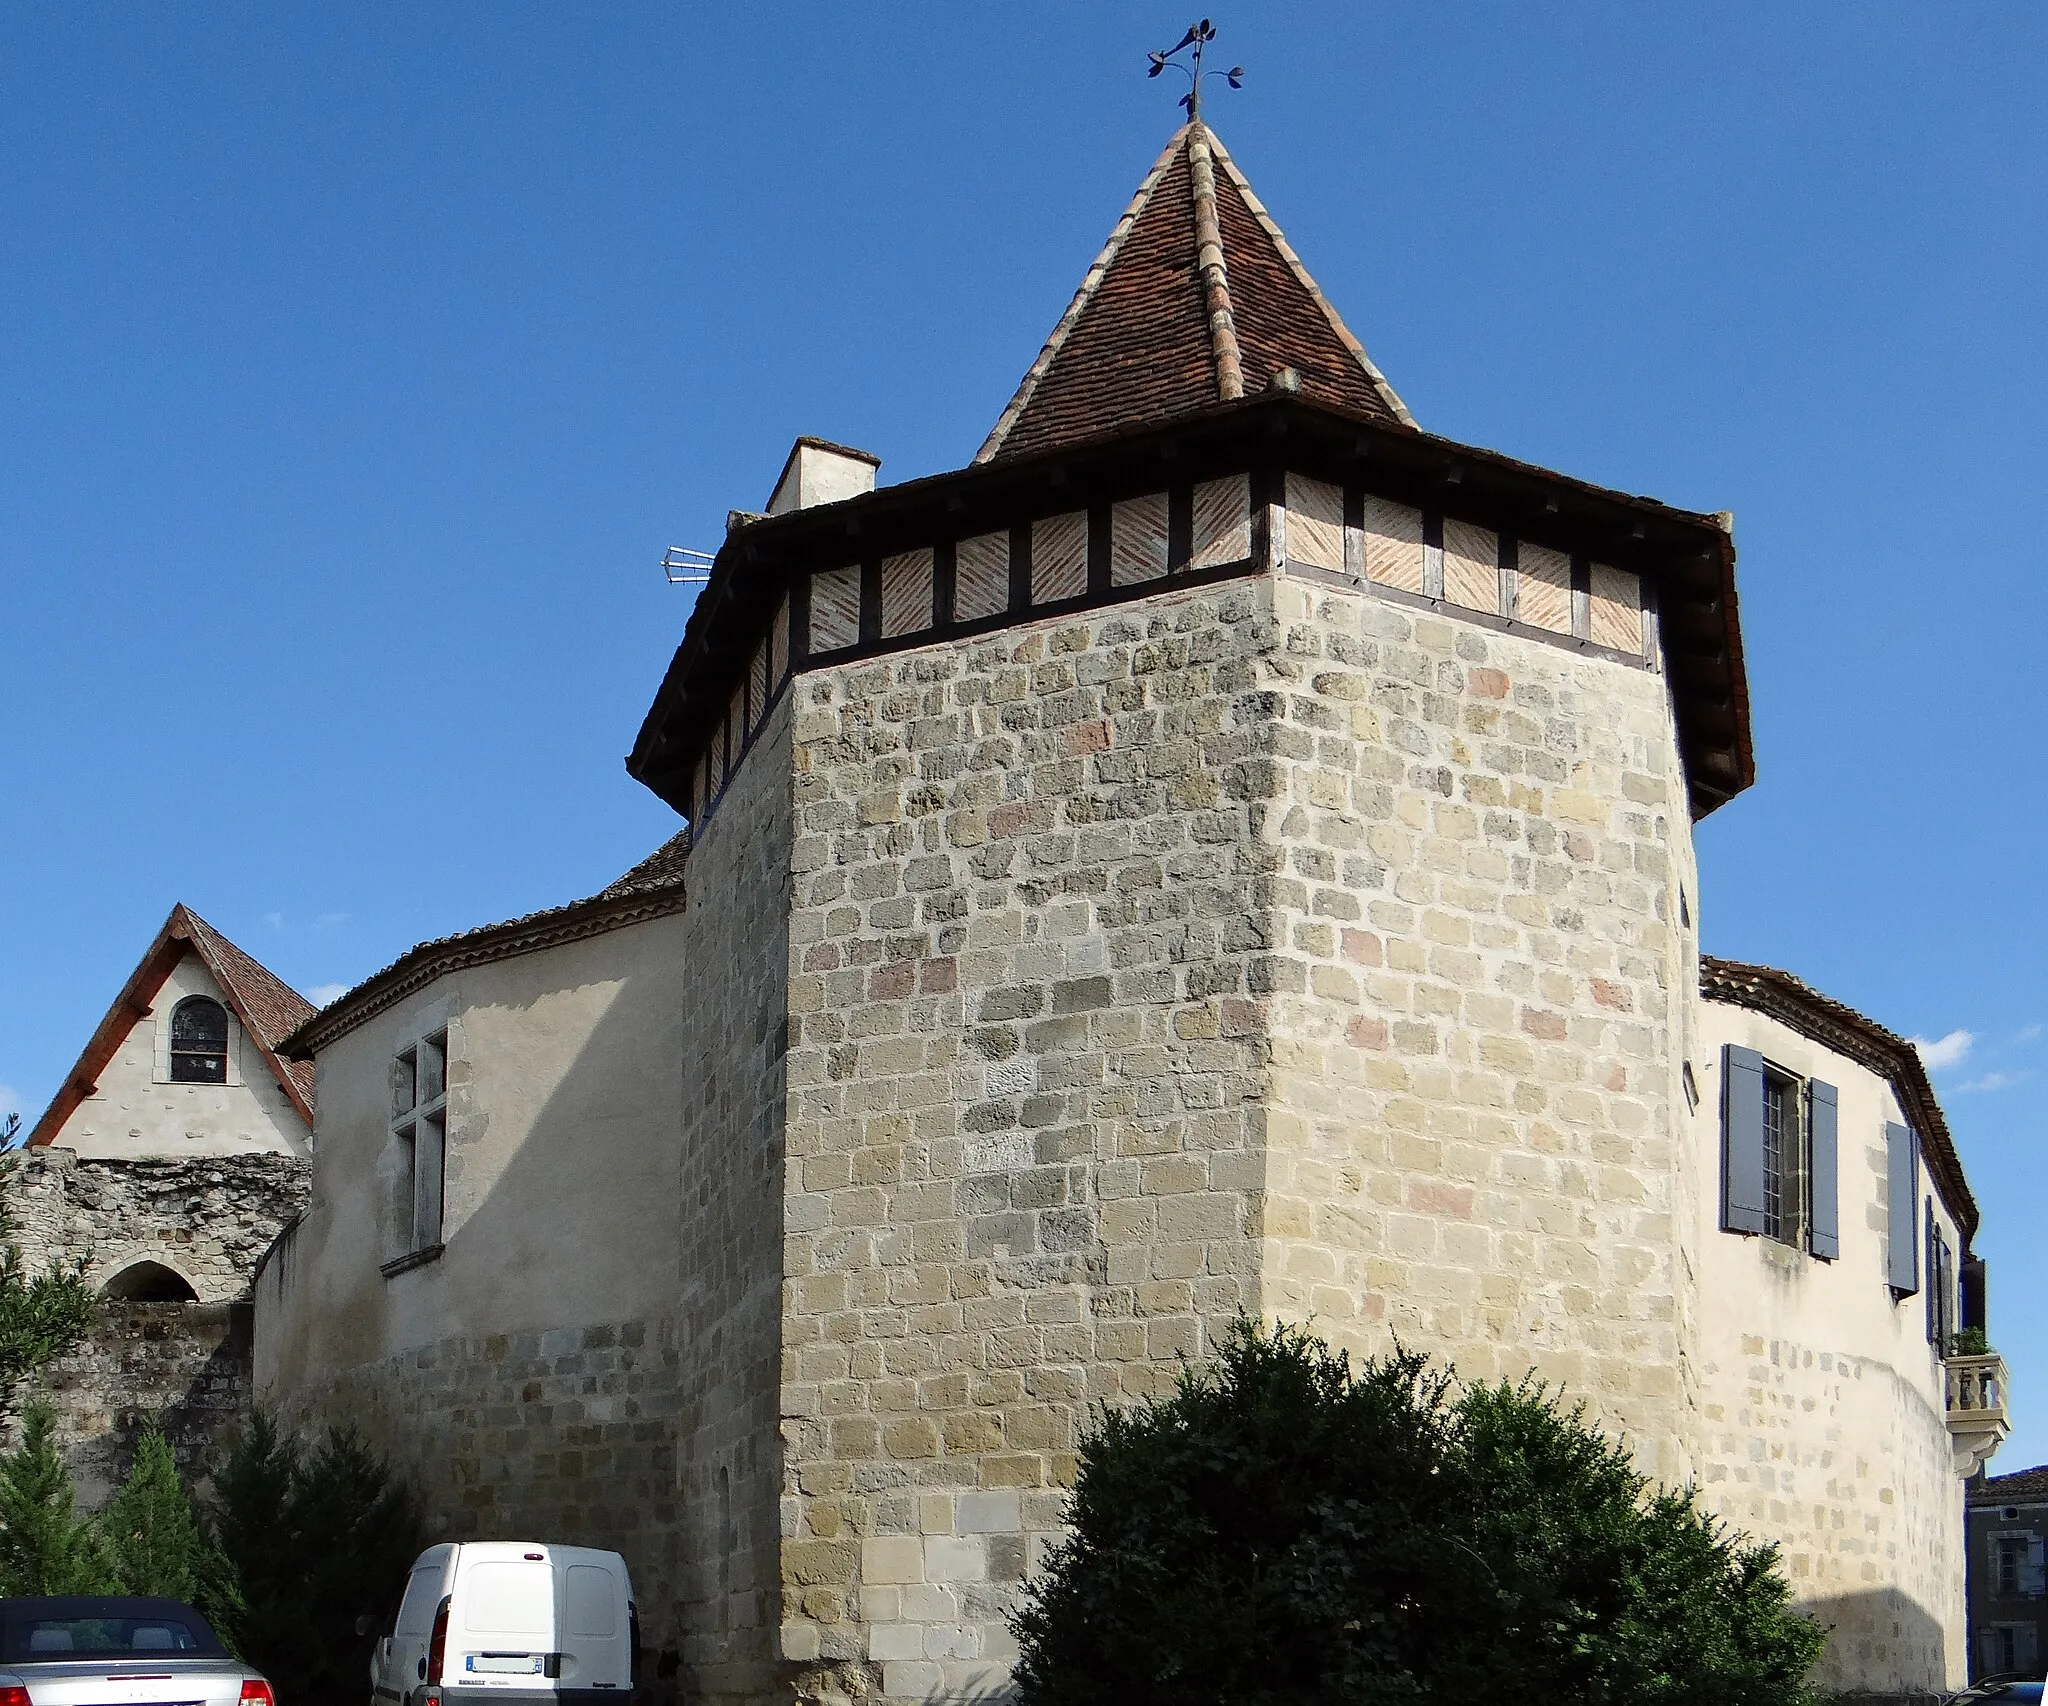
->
<box><xmin>1012</xmin><ymin>1318</ymin><xmax>1826</xmax><ymax>1706</ymax></box>
<box><xmin>209</xmin><ymin>1413</ymin><xmax>424</xmax><ymax>1706</ymax></box>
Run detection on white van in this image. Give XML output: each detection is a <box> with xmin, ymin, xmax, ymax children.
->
<box><xmin>369</xmin><ymin>1542</ymin><xmax>637</xmax><ymax>1706</ymax></box>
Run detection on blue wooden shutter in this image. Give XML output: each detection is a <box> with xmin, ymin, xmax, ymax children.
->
<box><xmin>1886</xmin><ymin>1122</ymin><xmax>1920</xmax><ymax>1294</ymax></box>
<box><xmin>1806</xmin><ymin>1079</ymin><xmax>1839</xmax><ymax>1259</ymax></box>
<box><xmin>1721</xmin><ymin>1044</ymin><xmax>1767</xmax><ymax>1234</ymax></box>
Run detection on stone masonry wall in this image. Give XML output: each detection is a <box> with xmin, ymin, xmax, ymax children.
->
<box><xmin>268</xmin><ymin>1306</ymin><xmax>685</xmax><ymax>1648</ymax></box>
<box><xmin>670</xmin><ymin>692</ymin><xmax>797</xmax><ymax>1706</ymax></box>
<box><xmin>4</xmin><ymin>1149</ymin><xmax>308</xmax><ymax>1501</ymax></box>
<box><xmin>780</xmin><ymin>582</ymin><xmax>1282</xmax><ymax>1703</ymax></box>
<box><xmin>38</xmin><ymin>1302</ymin><xmax>253</xmax><ymax>1509</ymax></box>
<box><xmin>7</xmin><ymin>1148</ymin><xmax>310</xmax><ymax>1305</ymax></box>
<box><xmin>1255</xmin><ymin>573</ymin><xmax>1697</xmax><ymax>1481</ymax></box>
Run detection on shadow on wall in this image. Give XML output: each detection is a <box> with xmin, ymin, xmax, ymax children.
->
<box><xmin>36</xmin><ymin>1300</ymin><xmax>255</xmax><ymax>1508</ymax></box>
<box><xmin>1802</xmin><ymin>1584</ymin><xmax>1950</xmax><ymax>1703</ymax></box>
<box><xmin>260</xmin><ymin>896</ymin><xmax>789</xmax><ymax>1706</ymax></box>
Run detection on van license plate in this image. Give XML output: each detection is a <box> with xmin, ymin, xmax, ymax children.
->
<box><xmin>468</xmin><ymin>1656</ymin><xmax>542</xmax><ymax>1674</ymax></box>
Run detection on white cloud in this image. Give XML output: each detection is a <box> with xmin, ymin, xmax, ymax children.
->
<box><xmin>303</xmin><ymin>983</ymin><xmax>350</xmax><ymax>1008</ymax></box>
<box><xmin>2020</xmin><ymin>1024</ymin><xmax>2043</xmax><ymax>1044</ymax></box>
<box><xmin>1910</xmin><ymin>1030</ymin><xmax>1974</xmax><ymax>1072</ymax></box>
<box><xmin>1958</xmin><ymin>1071</ymin><xmax>2025</xmax><ymax>1094</ymax></box>
<box><xmin>263</xmin><ymin>911</ymin><xmax>285</xmax><ymax>930</ymax></box>
<box><xmin>0</xmin><ymin>1083</ymin><xmax>19</xmax><ymax>1120</ymax></box>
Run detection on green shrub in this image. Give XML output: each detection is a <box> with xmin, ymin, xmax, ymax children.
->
<box><xmin>208</xmin><ymin>1414</ymin><xmax>424</xmax><ymax>1706</ymax></box>
<box><xmin>1012</xmin><ymin>1318</ymin><xmax>1826</xmax><ymax>1706</ymax></box>
<box><xmin>101</xmin><ymin>1422</ymin><xmax>218</xmax><ymax>1602</ymax></box>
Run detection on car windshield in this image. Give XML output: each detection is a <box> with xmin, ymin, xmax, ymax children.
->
<box><xmin>2</xmin><ymin>1607</ymin><xmax>222</xmax><ymax>1662</ymax></box>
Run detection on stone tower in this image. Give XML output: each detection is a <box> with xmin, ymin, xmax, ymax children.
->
<box><xmin>625</xmin><ymin>120</ymin><xmax>1752</xmax><ymax>1704</ymax></box>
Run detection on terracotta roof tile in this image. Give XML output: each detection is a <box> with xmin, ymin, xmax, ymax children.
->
<box><xmin>1974</xmin><ymin>1464</ymin><xmax>2048</xmax><ymax>1503</ymax></box>
<box><xmin>180</xmin><ymin>911</ymin><xmax>317</xmax><ymax>1109</ymax></box>
<box><xmin>979</xmin><ymin>123</ymin><xmax>1412</xmax><ymax>463</ymax></box>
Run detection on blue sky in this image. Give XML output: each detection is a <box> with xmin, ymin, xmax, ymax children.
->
<box><xmin>3</xmin><ymin>4</ymin><xmax>2043</xmax><ymax>1465</ymax></box>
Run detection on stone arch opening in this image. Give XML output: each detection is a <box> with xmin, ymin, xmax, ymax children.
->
<box><xmin>100</xmin><ymin>1261</ymin><xmax>199</xmax><ymax>1303</ymax></box>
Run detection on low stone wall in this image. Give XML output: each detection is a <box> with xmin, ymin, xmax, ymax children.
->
<box><xmin>35</xmin><ymin>1301</ymin><xmax>253</xmax><ymax>1507</ymax></box>
<box><xmin>2</xmin><ymin>1148</ymin><xmax>307</xmax><ymax>1500</ymax></box>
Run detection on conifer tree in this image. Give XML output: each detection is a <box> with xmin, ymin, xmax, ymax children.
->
<box><xmin>0</xmin><ymin>1402</ymin><xmax>112</xmax><ymax>1595</ymax></box>
<box><xmin>100</xmin><ymin>1422</ymin><xmax>210</xmax><ymax>1600</ymax></box>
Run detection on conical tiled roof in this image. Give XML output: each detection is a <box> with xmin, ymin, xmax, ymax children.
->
<box><xmin>977</xmin><ymin>122</ymin><xmax>1414</xmax><ymax>463</ymax></box>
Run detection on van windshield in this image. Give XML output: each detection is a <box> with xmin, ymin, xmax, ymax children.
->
<box><xmin>463</xmin><ymin>1564</ymin><xmax>553</xmax><ymax>1635</ymax></box>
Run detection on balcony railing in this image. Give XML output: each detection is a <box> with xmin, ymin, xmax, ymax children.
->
<box><xmin>1946</xmin><ymin>1350</ymin><xmax>2011</xmax><ymax>1475</ymax></box>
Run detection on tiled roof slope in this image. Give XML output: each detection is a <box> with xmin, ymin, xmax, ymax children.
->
<box><xmin>181</xmin><ymin>911</ymin><xmax>317</xmax><ymax>1109</ymax></box>
<box><xmin>1973</xmin><ymin>1464</ymin><xmax>2048</xmax><ymax>1504</ymax></box>
<box><xmin>282</xmin><ymin>835</ymin><xmax>690</xmax><ymax>1060</ymax></box>
<box><xmin>978</xmin><ymin>122</ymin><xmax>1413</xmax><ymax>464</ymax></box>
<box><xmin>26</xmin><ymin>905</ymin><xmax>317</xmax><ymax>1145</ymax></box>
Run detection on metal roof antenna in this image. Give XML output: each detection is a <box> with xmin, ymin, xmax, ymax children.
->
<box><xmin>661</xmin><ymin>546</ymin><xmax>713</xmax><ymax>586</ymax></box>
<box><xmin>1146</xmin><ymin>19</ymin><xmax>1242</xmax><ymax>123</ymax></box>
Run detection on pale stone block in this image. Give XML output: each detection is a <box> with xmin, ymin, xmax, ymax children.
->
<box><xmin>781</xmin><ymin>1622</ymin><xmax>821</xmax><ymax>1663</ymax></box>
<box><xmin>868</xmin><ymin>1621</ymin><xmax>926</xmax><ymax>1662</ymax></box>
<box><xmin>882</xmin><ymin>1661</ymin><xmax>943</xmax><ymax>1698</ymax></box>
<box><xmin>862</xmin><ymin>1535</ymin><xmax>926</xmax><ymax>1584</ymax></box>
<box><xmin>924</xmin><ymin>1535</ymin><xmax>987</xmax><ymax>1582</ymax></box>
<box><xmin>958</xmin><ymin>1489</ymin><xmax>1022</xmax><ymax>1533</ymax></box>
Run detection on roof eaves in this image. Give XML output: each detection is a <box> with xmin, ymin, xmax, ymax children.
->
<box><xmin>282</xmin><ymin>879</ymin><xmax>689</xmax><ymax>1062</ymax></box>
<box><xmin>1701</xmin><ymin>956</ymin><xmax>1976</xmax><ymax>1241</ymax></box>
<box><xmin>973</xmin><ymin>124</ymin><xmax>1193</xmax><ymax>466</ymax></box>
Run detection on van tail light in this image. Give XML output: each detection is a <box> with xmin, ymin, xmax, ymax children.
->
<box><xmin>239</xmin><ymin>1683</ymin><xmax>275</xmax><ymax>1706</ymax></box>
<box><xmin>0</xmin><ymin>1686</ymin><xmax>30</xmax><ymax>1706</ymax></box>
<box><xmin>427</xmin><ymin>1595</ymin><xmax>451</xmax><ymax>1684</ymax></box>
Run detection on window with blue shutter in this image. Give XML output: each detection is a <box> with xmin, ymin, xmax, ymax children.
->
<box><xmin>1806</xmin><ymin>1079</ymin><xmax>1839</xmax><ymax>1260</ymax></box>
<box><xmin>1886</xmin><ymin>1122</ymin><xmax>1920</xmax><ymax>1294</ymax></box>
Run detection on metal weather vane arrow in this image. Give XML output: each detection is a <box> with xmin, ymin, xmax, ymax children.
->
<box><xmin>1147</xmin><ymin>19</ymin><xmax>1243</xmax><ymax>122</ymax></box>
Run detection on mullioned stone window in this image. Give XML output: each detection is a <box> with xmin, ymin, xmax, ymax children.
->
<box><xmin>383</xmin><ymin>1029</ymin><xmax>447</xmax><ymax>1275</ymax></box>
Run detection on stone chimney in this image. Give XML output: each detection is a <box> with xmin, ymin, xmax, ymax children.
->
<box><xmin>766</xmin><ymin>437</ymin><xmax>881</xmax><ymax>515</ymax></box>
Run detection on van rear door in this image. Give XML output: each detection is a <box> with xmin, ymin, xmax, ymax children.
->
<box><xmin>454</xmin><ymin>1554</ymin><xmax>556</xmax><ymax>1689</ymax></box>
<box><xmin>556</xmin><ymin>1554</ymin><xmax>630</xmax><ymax>1691</ymax></box>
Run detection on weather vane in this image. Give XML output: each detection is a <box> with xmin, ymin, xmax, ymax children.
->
<box><xmin>1147</xmin><ymin>19</ymin><xmax>1243</xmax><ymax>121</ymax></box>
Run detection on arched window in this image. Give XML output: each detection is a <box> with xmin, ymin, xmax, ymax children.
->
<box><xmin>168</xmin><ymin>996</ymin><xmax>229</xmax><ymax>1083</ymax></box>
<box><xmin>101</xmin><ymin>1260</ymin><xmax>199</xmax><ymax>1303</ymax></box>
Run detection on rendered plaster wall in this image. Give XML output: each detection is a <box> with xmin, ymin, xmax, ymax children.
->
<box><xmin>1253</xmin><ymin>570</ymin><xmax>1700</xmax><ymax>1484</ymax></box>
<box><xmin>255</xmin><ymin>908</ymin><xmax>693</xmax><ymax>1656</ymax></box>
<box><xmin>1691</xmin><ymin>1001</ymin><xmax>1971</xmax><ymax>1695</ymax></box>
<box><xmin>46</xmin><ymin>954</ymin><xmax>309</xmax><ymax>1160</ymax></box>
